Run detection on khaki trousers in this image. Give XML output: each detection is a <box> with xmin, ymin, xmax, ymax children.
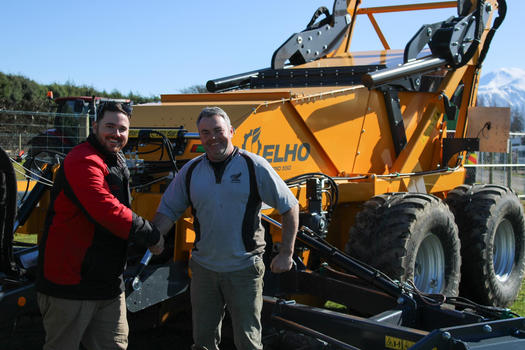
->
<box><xmin>190</xmin><ymin>258</ymin><xmax>265</xmax><ymax>350</ymax></box>
<box><xmin>37</xmin><ymin>292</ymin><xmax>128</xmax><ymax>350</ymax></box>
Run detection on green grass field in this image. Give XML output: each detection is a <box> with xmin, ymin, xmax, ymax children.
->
<box><xmin>512</xmin><ymin>284</ymin><xmax>525</xmax><ymax>316</ymax></box>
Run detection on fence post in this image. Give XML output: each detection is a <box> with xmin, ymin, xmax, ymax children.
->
<box><xmin>489</xmin><ymin>153</ymin><xmax>494</xmax><ymax>184</ymax></box>
<box><xmin>82</xmin><ymin>114</ymin><xmax>90</xmax><ymax>140</ymax></box>
<box><xmin>507</xmin><ymin>139</ymin><xmax>512</xmax><ymax>188</ymax></box>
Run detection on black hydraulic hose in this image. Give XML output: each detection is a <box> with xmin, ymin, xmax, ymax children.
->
<box><xmin>261</xmin><ymin>214</ymin><xmax>407</xmax><ymax>300</ymax></box>
<box><xmin>477</xmin><ymin>0</ymin><xmax>507</xmax><ymax>68</ymax></box>
<box><xmin>137</xmin><ymin>130</ymin><xmax>178</xmax><ymax>171</ymax></box>
<box><xmin>285</xmin><ymin>172</ymin><xmax>339</xmax><ymax>221</ymax></box>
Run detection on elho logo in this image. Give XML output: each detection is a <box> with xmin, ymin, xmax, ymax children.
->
<box><xmin>242</xmin><ymin>128</ymin><xmax>310</xmax><ymax>163</ymax></box>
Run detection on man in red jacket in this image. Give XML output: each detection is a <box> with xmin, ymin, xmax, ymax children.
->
<box><xmin>36</xmin><ymin>102</ymin><xmax>164</xmax><ymax>350</ymax></box>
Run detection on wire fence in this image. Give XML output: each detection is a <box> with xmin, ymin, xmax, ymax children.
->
<box><xmin>465</xmin><ymin>132</ymin><xmax>525</xmax><ymax>198</ymax></box>
<box><xmin>0</xmin><ymin>109</ymin><xmax>90</xmax><ymax>158</ymax></box>
<box><xmin>2</xmin><ymin>109</ymin><xmax>525</xmax><ymax>198</ymax></box>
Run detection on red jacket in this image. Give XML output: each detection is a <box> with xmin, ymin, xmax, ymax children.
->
<box><xmin>37</xmin><ymin>134</ymin><xmax>159</xmax><ymax>299</ymax></box>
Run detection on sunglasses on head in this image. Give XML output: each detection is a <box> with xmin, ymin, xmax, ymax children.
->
<box><xmin>96</xmin><ymin>101</ymin><xmax>133</xmax><ymax>120</ymax></box>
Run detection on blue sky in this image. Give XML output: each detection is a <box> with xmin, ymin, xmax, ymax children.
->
<box><xmin>1</xmin><ymin>0</ymin><xmax>522</xmax><ymax>97</ymax></box>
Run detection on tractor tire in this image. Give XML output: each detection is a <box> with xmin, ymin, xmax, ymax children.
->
<box><xmin>445</xmin><ymin>184</ymin><xmax>525</xmax><ymax>307</ymax></box>
<box><xmin>346</xmin><ymin>192</ymin><xmax>461</xmax><ymax>296</ymax></box>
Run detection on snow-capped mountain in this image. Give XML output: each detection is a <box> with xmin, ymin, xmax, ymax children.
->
<box><xmin>477</xmin><ymin>67</ymin><xmax>525</xmax><ymax>118</ymax></box>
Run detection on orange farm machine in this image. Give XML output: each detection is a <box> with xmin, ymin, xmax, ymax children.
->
<box><xmin>3</xmin><ymin>1</ymin><xmax>525</xmax><ymax>349</ymax></box>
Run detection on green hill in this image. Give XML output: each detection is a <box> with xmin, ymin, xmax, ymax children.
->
<box><xmin>0</xmin><ymin>71</ymin><xmax>159</xmax><ymax>111</ymax></box>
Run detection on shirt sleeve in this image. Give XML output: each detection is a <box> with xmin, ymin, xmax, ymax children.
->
<box><xmin>64</xmin><ymin>153</ymin><xmax>133</xmax><ymax>239</ymax></box>
<box><xmin>254</xmin><ymin>157</ymin><xmax>298</xmax><ymax>214</ymax></box>
<box><xmin>156</xmin><ymin>163</ymin><xmax>192</xmax><ymax>221</ymax></box>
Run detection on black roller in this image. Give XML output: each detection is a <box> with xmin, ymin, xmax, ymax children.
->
<box><xmin>206</xmin><ymin>68</ymin><xmax>269</xmax><ymax>92</ymax></box>
<box><xmin>362</xmin><ymin>56</ymin><xmax>447</xmax><ymax>89</ymax></box>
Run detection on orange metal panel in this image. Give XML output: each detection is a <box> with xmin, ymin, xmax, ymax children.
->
<box><xmin>353</xmin><ymin>90</ymin><xmax>396</xmax><ymax>174</ymax></box>
<box><xmin>232</xmin><ymin>102</ymin><xmax>339</xmax><ymax>179</ymax></box>
<box><xmin>292</xmin><ymin>87</ymin><xmax>375</xmax><ymax>176</ymax></box>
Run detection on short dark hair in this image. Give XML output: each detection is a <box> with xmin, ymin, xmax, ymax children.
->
<box><xmin>196</xmin><ymin>106</ymin><xmax>231</xmax><ymax>128</ymax></box>
<box><xmin>97</xmin><ymin>102</ymin><xmax>132</xmax><ymax>121</ymax></box>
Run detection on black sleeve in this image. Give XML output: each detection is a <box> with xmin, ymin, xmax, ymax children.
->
<box><xmin>130</xmin><ymin>212</ymin><xmax>161</xmax><ymax>247</ymax></box>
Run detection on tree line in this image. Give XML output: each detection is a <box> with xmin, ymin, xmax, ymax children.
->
<box><xmin>0</xmin><ymin>71</ymin><xmax>160</xmax><ymax>112</ymax></box>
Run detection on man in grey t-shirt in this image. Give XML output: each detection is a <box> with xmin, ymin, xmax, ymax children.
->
<box><xmin>153</xmin><ymin>107</ymin><xmax>299</xmax><ymax>350</ymax></box>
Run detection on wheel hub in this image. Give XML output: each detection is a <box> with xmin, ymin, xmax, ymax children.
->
<box><xmin>414</xmin><ymin>233</ymin><xmax>445</xmax><ymax>293</ymax></box>
<box><xmin>493</xmin><ymin>219</ymin><xmax>515</xmax><ymax>282</ymax></box>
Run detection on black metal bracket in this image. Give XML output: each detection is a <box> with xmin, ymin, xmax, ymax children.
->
<box><xmin>380</xmin><ymin>87</ymin><xmax>407</xmax><ymax>156</ymax></box>
<box><xmin>442</xmin><ymin>93</ymin><xmax>458</xmax><ymax>121</ymax></box>
<box><xmin>404</xmin><ymin>22</ymin><xmax>444</xmax><ymax>63</ymax></box>
<box><xmin>271</xmin><ymin>0</ymin><xmax>350</xmax><ymax>69</ymax></box>
<box><xmin>0</xmin><ymin>146</ymin><xmax>17</xmax><ymax>275</ymax></box>
<box><xmin>442</xmin><ymin>138</ymin><xmax>479</xmax><ymax>167</ymax></box>
<box><xmin>429</xmin><ymin>1</ymin><xmax>491</xmax><ymax>68</ymax></box>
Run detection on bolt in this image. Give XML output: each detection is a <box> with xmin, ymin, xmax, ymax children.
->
<box><xmin>441</xmin><ymin>332</ymin><xmax>451</xmax><ymax>340</ymax></box>
<box><xmin>397</xmin><ymin>297</ymin><xmax>404</xmax><ymax>305</ymax></box>
<box><xmin>427</xmin><ymin>27</ymin><xmax>432</xmax><ymax>36</ymax></box>
<box><xmin>323</xmin><ymin>45</ymin><xmax>327</xmax><ymax>50</ymax></box>
<box><xmin>451</xmin><ymin>42</ymin><xmax>458</xmax><ymax>47</ymax></box>
<box><xmin>483</xmin><ymin>325</ymin><xmax>493</xmax><ymax>333</ymax></box>
<box><xmin>317</xmin><ymin>30</ymin><xmax>322</xmax><ymax>36</ymax></box>
<box><xmin>485</xmin><ymin>3</ymin><xmax>492</xmax><ymax>12</ymax></box>
<box><xmin>308</xmin><ymin>36</ymin><xmax>313</xmax><ymax>41</ymax></box>
<box><xmin>361</xmin><ymin>129</ymin><xmax>365</xmax><ymax>133</ymax></box>
<box><xmin>315</xmin><ymin>51</ymin><xmax>319</xmax><ymax>56</ymax></box>
<box><xmin>306</xmin><ymin>49</ymin><xmax>311</xmax><ymax>54</ymax></box>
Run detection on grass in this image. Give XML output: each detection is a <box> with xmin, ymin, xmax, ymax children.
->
<box><xmin>511</xmin><ymin>284</ymin><xmax>525</xmax><ymax>316</ymax></box>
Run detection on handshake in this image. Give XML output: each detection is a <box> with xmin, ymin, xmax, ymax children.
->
<box><xmin>132</xmin><ymin>213</ymin><xmax>166</xmax><ymax>255</ymax></box>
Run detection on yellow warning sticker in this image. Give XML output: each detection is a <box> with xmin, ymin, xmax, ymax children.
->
<box><xmin>385</xmin><ymin>336</ymin><xmax>415</xmax><ymax>350</ymax></box>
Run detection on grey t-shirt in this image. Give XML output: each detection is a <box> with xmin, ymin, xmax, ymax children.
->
<box><xmin>157</xmin><ymin>148</ymin><xmax>298</xmax><ymax>272</ymax></box>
